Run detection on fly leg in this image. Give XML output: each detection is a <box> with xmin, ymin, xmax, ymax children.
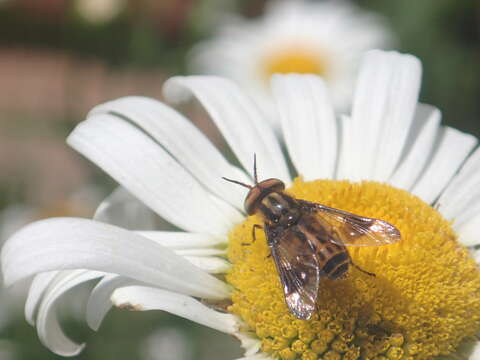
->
<box><xmin>250</xmin><ymin>224</ymin><xmax>271</xmax><ymax>259</ymax></box>
<box><xmin>242</xmin><ymin>224</ymin><xmax>263</xmax><ymax>246</ymax></box>
<box><xmin>351</xmin><ymin>261</ymin><xmax>376</xmax><ymax>277</ymax></box>
<box><xmin>252</xmin><ymin>224</ymin><xmax>263</xmax><ymax>243</ymax></box>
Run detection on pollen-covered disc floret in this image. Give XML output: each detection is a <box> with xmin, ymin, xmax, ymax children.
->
<box><xmin>227</xmin><ymin>179</ymin><xmax>480</xmax><ymax>360</ymax></box>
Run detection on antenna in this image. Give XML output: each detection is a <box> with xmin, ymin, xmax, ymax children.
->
<box><xmin>253</xmin><ymin>153</ymin><xmax>258</xmax><ymax>184</ymax></box>
<box><xmin>222</xmin><ymin>177</ymin><xmax>252</xmax><ymax>189</ymax></box>
<box><xmin>222</xmin><ymin>154</ymin><xmax>258</xmax><ymax>189</ymax></box>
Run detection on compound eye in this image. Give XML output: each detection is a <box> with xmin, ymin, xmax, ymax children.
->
<box><xmin>260</xmin><ymin>178</ymin><xmax>285</xmax><ymax>192</ymax></box>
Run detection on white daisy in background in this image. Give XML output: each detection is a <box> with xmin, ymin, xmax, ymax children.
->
<box><xmin>140</xmin><ymin>327</ymin><xmax>193</xmax><ymax>360</ymax></box>
<box><xmin>74</xmin><ymin>0</ymin><xmax>127</xmax><ymax>25</ymax></box>
<box><xmin>189</xmin><ymin>0</ymin><xmax>393</xmax><ymax>123</ymax></box>
<box><xmin>3</xmin><ymin>50</ymin><xmax>480</xmax><ymax>360</ymax></box>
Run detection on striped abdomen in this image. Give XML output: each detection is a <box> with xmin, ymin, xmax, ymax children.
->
<box><xmin>298</xmin><ymin>215</ymin><xmax>350</xmax><ymax>280</ymax></box>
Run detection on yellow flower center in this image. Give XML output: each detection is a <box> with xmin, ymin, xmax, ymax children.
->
<box><xmin>227</xmin><ymin>179</ymin><xmax>480</xmax><ymax>359</ymax></box>
<box><xmin>261</xmin><ymin>45</ymin><xmax>328</xmax><ymax>79</ymax></box>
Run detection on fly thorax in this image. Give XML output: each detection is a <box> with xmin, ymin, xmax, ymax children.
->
<box><xmin>260</xmin><ymin>192</ymin><xmax>301</xmax><ymax>226</ymax></box>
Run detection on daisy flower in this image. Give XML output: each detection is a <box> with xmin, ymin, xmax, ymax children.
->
<box><xmin>3</xmin><ymin>50</ymin><xmax>480</xmax><ymax>360</ymax></box>
<box><xmin>189</xmin><ymin>0</ymin><xmax>393</xmax><ymax>122</ymax></box>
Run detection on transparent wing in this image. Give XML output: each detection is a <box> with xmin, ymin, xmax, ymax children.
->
<box><xmin>299</xmin><ymin>200</ymin><xmax>401</xmax><ymax>247</ymax></box>
<box><xmin>266</xmin><ymin>225</ymin><xmax>320</xmax><ymax>320</ymax></box>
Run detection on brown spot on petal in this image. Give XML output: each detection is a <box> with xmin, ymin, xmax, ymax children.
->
<box><xmin>117</xmin><ymin>302</ymin><xmax>143</xmax><ymax>311</ymax></box>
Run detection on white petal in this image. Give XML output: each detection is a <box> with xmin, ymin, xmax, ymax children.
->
<box><xmin>472</xmin><ymin>248</ymin><xmax>480</xmax><ymax>265</ymax></box>
<box><xmin>127</xmin><ymin>233</ymin><xmax>230</xmax><ymax>272</ymax></box>
<box><xmin>411</xmin><ymin>127</ymin><xmax>477</xmax><ymax>204</ymax></box>
<box><xmin>340</xmin><ymin>50</ymin><xmax>421</xmax><ymax>181</ymax></box>
<box><xmin>336</xmin><ymin>114</ymin><xmax>353</xmax><ymax>179</ymax></box>
<box><xmin>112</xmin><ymin>286</ymin><xmax>239</xmax><ymax>334</ymax></box>
<box><xmin>469</xmin><ymin>342</ymin><xmax>480</xmax><ymax>360</ymax></box>
<box><xmin>136</xmin><ymin>231</ymin><xmax>225</xmax><ymax>249</ymax></box>
<box><xmin>183</xmin><ymin>256</ymin><xmax>230</xmax><ymax>274</ymax></box>
<box><xmin>453</xmin><ymin>201</ymin><xmax>480</xmax><ymax>230</ymax></box>
<box><xmin>89</xmin><ymin>96</ymin><xmax>248</xmax><ymax>210</ymax></box>
<box><xmin>2</xmin><ymin>217</ymin><xmax>230</xmax><ymax>299</ymax></box>
<box><xmin>36</xmin><ymin>270</ymin><xmax>103</xmax><ymax>356</ymax></box>
<box><xmin>26</xmin><ymin>270</ymin><xmax>103</xmax><ymax>328</ymax></box>
<box><xmin>67</xmin><ymin>113</ymin><xmax>242</xmax><ymax>236</ymax></box>
<box><xmin>235</xmin><ymin>332</ymin><xmax>262</xmax><ymax>357</ymax></box>
<box><xmin>389</xmin><ymin>104</ymin><xmax>441</xmax><ymax>190</ymax></box>
<box><xmin>85</xmin><ymin>256</ymin><xmax>229</xmax><ymax>332</ymax></box>
<box><xmin>235</xmin><ymin>354</ymin><xmax>274</xmax><ymax>360</ymax></box>
<box><xmin>94</xmin><ymin>186</ymin><xmax>158</xmax><ymax>230</ymax></box>
<box><xmin>178</xmin><ymin>248</ymin><xmax>225</xmax><ymax>257</ymax></box>
<box><xmin>25</xmin><ymin>271</ymin><xmax>59</xmax><ymax>326</ymax></box>
<box><xmin>456</xmin><ymin>213</ymin><xmax>480</xmax><ymax>247</ymax></box>
<box><xmin>436</xmin><ymin>147</ymin><xmax>480</xmax><ymax>223</ymax></box>
<box><xmin>163</xmin><ymin>76</ymin><xmax>290</xmax><ymax>183</ymax></box>
<box><xmin>271</xmin><ymin>74</ymin><xmax>337</xmax><ymax>180</ymax></box>
<box><xmin>368</xmin><ymin>54</ymin><xmax>422</xmax><ymax>181</ymax></box>
<box><xmin>86</xmin><ymin>275</ymin><xmax>137</xmax><ymax>331</ymax></box>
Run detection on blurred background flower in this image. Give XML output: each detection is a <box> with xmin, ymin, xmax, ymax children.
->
<box><xmin>0</xmin><ymin>0</ymin><xmax>479</xmax><ymax>359</ymax></box>
<box><xmin>74</xmin><ymin>0</ymin><xmax>127</xmax><ymax>25</ymax></box>
<box><xmin>140</xmin><ymin>327</ymin><xmax>193</xmax><ymax>360</ymax></box>
<box><xmin>190</xmin><ymin>0</ymin><xmax>393</xmax><ymax>122</ymax></box>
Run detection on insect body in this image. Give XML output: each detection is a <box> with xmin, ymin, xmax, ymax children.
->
<box><xmin>223</xmin><ymin>158</ymin><xmax>401</xmax><ymax>320</ymax></box>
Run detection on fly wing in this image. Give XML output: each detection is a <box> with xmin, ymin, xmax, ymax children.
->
<box><xmin>299</xmin><ymin>200</ymin><xmax>401</xmax><ymax>247</ymax></box>
<box><xmin>266</xmin><ymin>224</ymin><xmax>320</xmax><ymax>320</ymax></box>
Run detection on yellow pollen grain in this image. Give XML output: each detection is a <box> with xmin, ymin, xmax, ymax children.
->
<box><xmin>311</xmin><ymin>339</ymin><xmax>328</xmax><ymax>354</ymax></box>
<box><xmin>261</xmin><ymin>45</ymin><xmax>328</xmax><ymax>79</ymax></box>
<box><xmin>279</xmin><ymin>348</ymin><xmax>296</xmax><ymax>360</ymax></box>
<box><xmin>324</xmin><ymin>350</ymin><xmax>341</xmax><ymax>360</ymax></box>
<box><xmin>302</xmin><ymin>350</ymin><xmax>317</xmax><ymax>360</ymax></box>
<box><xmin>226</xmin><ymin>179</ymin><xmax>480</xmax><ymax>359</ymax></box>
<box><xmin>292</xmin><ymin>340</ymin><xmax>308</xmax><ymax>354</ymax></box>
